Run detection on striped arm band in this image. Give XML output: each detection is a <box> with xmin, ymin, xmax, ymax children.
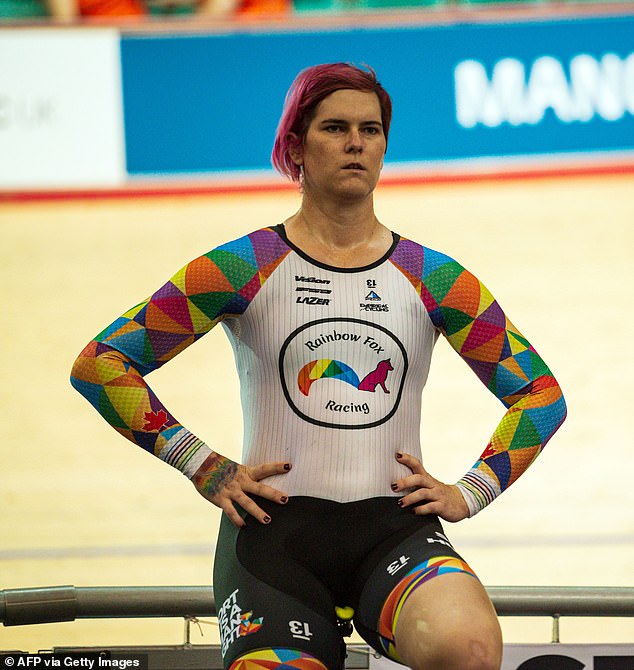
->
<box><xmin>158</xmin><ymin>427</ymin><xmax>213</xmax><ymax>479</ymax></box>
<box><xmin>456</xmin><ymin>470</ymin><xmax>502</xmax><ymax>517</ymax></box>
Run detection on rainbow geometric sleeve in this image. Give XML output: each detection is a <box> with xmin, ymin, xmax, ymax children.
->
<box><xmin>390</xmin><ymin>239</ymin><xmax>567</xmax><ymax>516</ymax></box>
<box><xmin>71</xmin><ymin>227</ymin><xmax>290</xmax><ymax>477</ymax></box>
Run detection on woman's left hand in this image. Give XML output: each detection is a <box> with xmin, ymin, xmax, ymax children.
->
<box><xmin>391</xmin><ymin>452</ymin><xmax>469</xmax><ymax>523</ymax></box>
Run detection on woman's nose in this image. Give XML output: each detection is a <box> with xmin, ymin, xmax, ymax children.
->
<box><xmin>345</xmin><ymin>128</ymin><xmax>363</xmax><ymax>152</ymax></box>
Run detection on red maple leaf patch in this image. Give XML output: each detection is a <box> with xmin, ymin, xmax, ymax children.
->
<box><xmin>481</xmin><ymin>442</ymin><xmax>497</xmax><ymax>459</ymax></box>
<box><xmin>144</xmin><ymin>409</ymin><xmax>168</xmax><ymax>431</ymax></box>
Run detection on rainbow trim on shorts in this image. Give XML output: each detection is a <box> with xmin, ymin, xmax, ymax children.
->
<box><xmin>229</xmin><ymin>648</ymin><xmax>327</xmax><ymax>669</ymax></box>
<box><xmin>378</xmin><ymin>555</ymin><xmax>477</xmax><ymax>662</ymax></box>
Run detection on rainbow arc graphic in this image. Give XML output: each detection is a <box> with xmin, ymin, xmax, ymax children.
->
<box><xmin>298</xmin><ymin>359</ymin><xmax>360</xmax><ymax>396</ymax></box>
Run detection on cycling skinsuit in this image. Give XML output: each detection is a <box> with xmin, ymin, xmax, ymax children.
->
<box><xmin>71</xmin><ymin>225</ymin><xmax>566</xmax><ymax>668</ymax></box>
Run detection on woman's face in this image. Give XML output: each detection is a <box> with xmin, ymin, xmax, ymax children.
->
<box><xmin>291</xmin><ymin>89</ymin><xmax>386</xmax><ymax>202</ymax></box>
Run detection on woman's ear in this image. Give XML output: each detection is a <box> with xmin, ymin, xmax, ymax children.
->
<box><xmin>287</xmin><ymin>132</ymin><xmax>304</xmax><ymax>166</ymax></box>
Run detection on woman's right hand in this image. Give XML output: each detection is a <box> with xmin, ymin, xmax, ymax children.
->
<box><xmin>191</xmin><ymin>452</ymin><xmax>291</xmax><ymax>528</ymax></box>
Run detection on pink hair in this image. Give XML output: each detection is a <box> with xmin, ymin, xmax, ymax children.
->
<box><xmin>271</xmin><ymin>63</ymin><xmax>392</xmax><ymax>183</ymax></box>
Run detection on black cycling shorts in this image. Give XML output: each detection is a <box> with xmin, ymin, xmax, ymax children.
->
<box><xmin>213</xmin><ymin>496</ymin><xmax>476</xmax><ymax>669</ymax></box>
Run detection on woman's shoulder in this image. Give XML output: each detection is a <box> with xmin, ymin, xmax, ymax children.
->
<box><xmin>211</xmin><ymin>225</ymin><xmax>289</xmax><ymax>255</ymax></box>
<box><xmin>390</xmin><ymin>234</ymin><xmax>465</xmax><ymax>280</ymax></box>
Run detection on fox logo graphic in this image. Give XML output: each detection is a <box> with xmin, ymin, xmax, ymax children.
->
<box><xmin>358</xmin><ymin>359</ymin><xmax>394</xmax><ymax>393</ymax></box>
<box><xmin>298</xmin><ymin>359</ymin><xmax>394</xmax><ymax>396</ymax></box>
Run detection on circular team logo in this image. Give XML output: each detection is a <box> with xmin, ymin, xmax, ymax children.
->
<box><xmin>279</xmin><ymin>318</ymin><xmax>408</xmax><ymax>429</ymax></box>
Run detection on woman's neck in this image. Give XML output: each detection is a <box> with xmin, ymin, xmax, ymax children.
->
<box><xmin>284</xmin><ymin>196</ymin><xmax>393</xmax><ymax>268</ymax></box>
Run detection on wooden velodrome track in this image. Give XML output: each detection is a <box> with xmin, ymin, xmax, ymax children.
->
<box><xmin>1</xmin><ymin>174</ymin><xmax>633</xmax><ymax>651</ymax></box>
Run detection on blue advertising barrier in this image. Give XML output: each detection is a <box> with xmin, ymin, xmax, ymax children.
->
<box><xmin>120</xmin><ymin>11</ymin><xmax>634</xmax><ymax>181</ymax></box>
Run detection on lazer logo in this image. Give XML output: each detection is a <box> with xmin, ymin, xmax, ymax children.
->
<box><xmin>297</xmin><ymin>296</ymin><xmax>330</xmax><ymax>305</ymax></box>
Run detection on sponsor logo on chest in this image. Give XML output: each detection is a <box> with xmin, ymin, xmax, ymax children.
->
<box><xmin>293</xmin><ymin>275</ymin><xmax>391</xmax><ymax>312</ymax></box>
<box><xmin>294</xmin><ymin>275</ymin><xmax>331</xmax><ymax>306</ymax></box>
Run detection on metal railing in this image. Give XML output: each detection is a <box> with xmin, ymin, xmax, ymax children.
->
<box><xmin>2</xmin><ymin>585</ymin><xmax>633</xmax><ymax>627</ymax></box>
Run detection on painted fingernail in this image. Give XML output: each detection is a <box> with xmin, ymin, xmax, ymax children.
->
<box><xmin>395</xmin><ymin>452</ymin><xmax>403</xmax><ymax>459</ymax></box>
<box><xmin>397</xmin><ymin>499</ymin><xmax>403</xmax><ymax>507</ymax></box>
<box><xmin>263</xmin><ymin>516</ymin><xmax>271</xmax><ymax>524</ymax></box>
<box><xmin>280</xmin><ymin>496</ymin><xmax>288</xmax><ymax>504</ymax></box>
<box><xmin>284</xmin><ymin>463</ymin><xmax>291</xmax><ymax>471</ymax></box>
<box><xmin>390</xmin><ymin>483</ymin><xmax>398</xmax><ymax>491</ymax></box>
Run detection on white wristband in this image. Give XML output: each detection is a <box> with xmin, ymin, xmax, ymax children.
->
<box><xmin>158</xmin><ymin>427</ymin><xmax>213</xmax><ymax>479</ymax></box>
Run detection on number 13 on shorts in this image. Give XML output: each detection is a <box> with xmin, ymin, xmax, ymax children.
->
<box><xmin>289</xmin><ymin>620</ymin><xmax>314</xmax><ymax>640</ymax></box>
